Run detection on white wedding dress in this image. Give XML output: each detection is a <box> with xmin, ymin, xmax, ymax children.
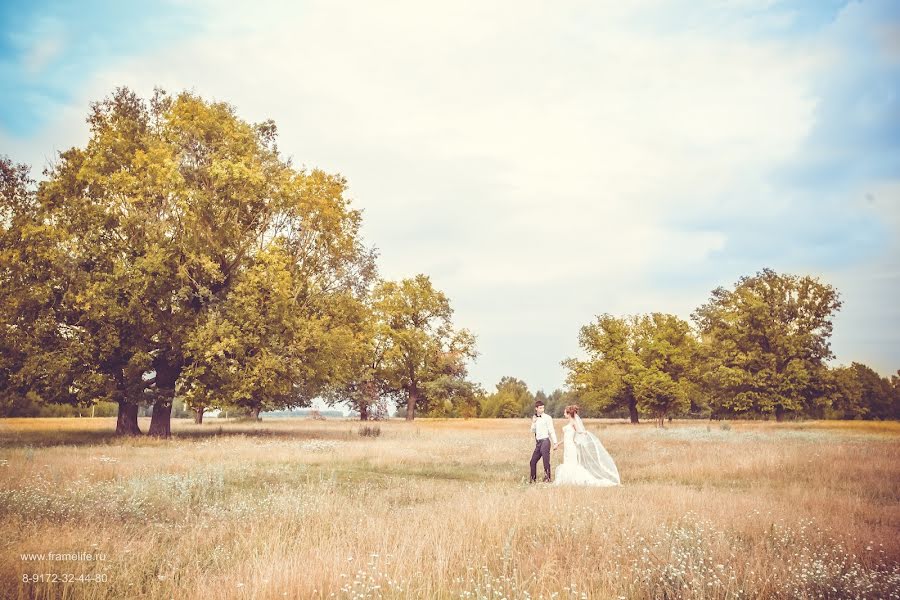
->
<box><xmin>554</xmin><ymin>416</ymin><xmax>620</xmax><ymax>487</ymax></box>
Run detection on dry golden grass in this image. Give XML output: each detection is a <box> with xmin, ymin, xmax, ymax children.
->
<box><xmin>1</xmin><ymin>417</ymin><xmax>898</xmax><ymax>599</ymax></box>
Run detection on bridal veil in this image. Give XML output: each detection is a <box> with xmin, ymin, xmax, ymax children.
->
<box><xmin>573</xmin><ymin>414</ymin><xmax>621</xmax><ymax>485</ymax></box>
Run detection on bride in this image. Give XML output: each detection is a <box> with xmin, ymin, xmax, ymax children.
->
<box><xmin>554</xmin><ymin>405</ymin><xmax>620</xmax><ymax>487</ymax></box>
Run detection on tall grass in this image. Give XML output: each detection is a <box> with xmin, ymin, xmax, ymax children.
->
<box><xmin>1</xmin><ymin>418</ymin><xmax>898</xmax><ymax>599</ymax></box>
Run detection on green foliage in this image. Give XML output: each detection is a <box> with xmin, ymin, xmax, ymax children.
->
<box><xmin>0</xmin><ymin>397</ymin><xmax>119</xmax><ymax>418</ymax></box>
<box><xmin>321</xmin><ymin>299</ymin><xmax>391</xmax><ymax>420</ymax></box>
<box><xmin>181</xmin><ymin>239</ymin><xmax>372</xmax><ymax>418</ymax></box>
<box><xmin>822</xmin><ymin>363</ymin><xmax>900</xmax><ymax>421</ymax></box>
<box><xmin>564</xmin><ymin>313</ymin><xmax>700</xmax><ymax>425</ymax></box>
<box><xmin>1</xmin><ymin>88</ymin><xmax>376</xmax><ymax>435</ymax></box>
<box><xmin>854</xmin><ymin>363</ymin><xmax>898</xmax><ymax>420</ymax></box>
<box><xmin>630</xmin><ymin>313</ymin><xmax>702</xmax><ymax>425</ymax></box>
<box><xmin>563</xmin><ymin>314</ymin><xmax>636</xmax><ymax>421</ymax></box>
<box><xmin>693</xmin><ymin>268</ymin><xmax>841</xmax><ymax>421</ymax></box>
<box><xmin>422</xmin><ymin>375</ymin><xmax>483</xmax><ymax>418</ymax></box>
<box><xmin>825</xmin><ymin>364</ymin><xmax>869</xmax><ymax>419</ymax></box>
<box><xmin>370</xmin><ymin>275</ymin><xmax>477</xmax><ymax>419</ymax></box>
<box><xmin>479</xmin><ymin>376</ymin><xmax>533</xmax><ymax>418</ymax></box>
<box><xmin>1</xmin><ymin>148</ymin><xmax>152</xmax><ymax>416</ymax></box>
<box><xmin>894</xmin><ymin>371</ymin><xmax>900</xmax><ymax>419</ymax></box>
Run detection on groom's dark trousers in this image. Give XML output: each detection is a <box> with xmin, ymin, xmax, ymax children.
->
<box><xmin>530</xmin><ymin>438</ymin><xmax>552</xmax><ymax>482</ymax></box>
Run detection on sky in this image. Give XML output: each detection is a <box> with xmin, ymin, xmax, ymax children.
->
<box><xmin>1</xmin><ymin>0</ymin><xmax>898</xmax><ymax>395</ymax></box>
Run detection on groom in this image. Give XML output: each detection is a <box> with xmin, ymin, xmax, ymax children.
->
<box><xmin>529</xmin><ymin>400</ymin><xmax>559</xmax><ymax>483</ymax></box>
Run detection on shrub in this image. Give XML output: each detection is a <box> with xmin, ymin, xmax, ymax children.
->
<box><xmin>358</xmin><ymin>425</ymin><xmax>381</xmax><ymax>438</ymax></box>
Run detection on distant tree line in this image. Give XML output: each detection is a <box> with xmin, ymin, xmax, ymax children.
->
<box><xmin>562</xmin><ymin>269</ymin><xmax>899</xmax><ymax>424</ymax></box>
<box><xmin>401</xmin><ymin>268</ymin><xmax>898</xmax><ymax>424</ymax></box>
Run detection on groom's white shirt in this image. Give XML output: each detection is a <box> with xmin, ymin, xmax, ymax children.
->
<box><xmin>531</xmin><ymin>413</ymin><xmax>558</xmax><ymax>444</ymax></box>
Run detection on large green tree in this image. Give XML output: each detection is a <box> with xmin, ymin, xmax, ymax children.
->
<box><xmin>320</xmin><ymin>294</ymin><xmax>390</xmax><ymax>421</ymax></box>
<box><xmin>825</xmin><ymin>363</ymin><xmax>899</xmax><ymax>421</ymax></box>
<box><xmin>630</xmin><ymin>313</ymin><xmax>701</xmax><ymax>426</ymax></box>
<box><xmin>563</xmin><ymin>313</ymin><xmax>700</xmax><ymax>425</ymax></box>
<box><xmin>692</xmin><ymin>268</ymin><xmax>841</xmax><ymax>421</ymax></box>
<box><xmin>5</xmin><ymin>87</ymin><xmax>375</xmax><ymax>436</ymax></box>
<box><xmin>371</xmin><ymin>275</ymin><xmax>476</xmax><ymax>420</ymax></box>
<box><xmin>825</xmin><ymin>364</ymin><xmax>869</xmax><ymax>420</ymax></box>
<box><xmin>180</xmin><ymin>240</ymin><xmax>373</xmax><ymax>422</ymax></box>
<box><xmin>422</xmin><ymin>375</ymin><xmax>483</xmax><ymax>418</ymax></box>
<box><xmin>2</xmin><ymin>133</ymin><xmax>158</xmax><ymax>436</ymax></box>
<box><xmin>563</xmin><ymin>314</ymin><xmax>641</xmax><ymax>423</ymax></box>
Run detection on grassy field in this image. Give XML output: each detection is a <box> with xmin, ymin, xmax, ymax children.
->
<box><xmin>1</xmin><ymin>417</ymin><xmax>899</xmax><ymax>599</ymax></box>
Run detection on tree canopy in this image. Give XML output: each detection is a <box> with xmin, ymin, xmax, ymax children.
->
<box><xmin>692</xmin><ymin>268</ymin><xmax>841</xmax><ymax>421</ymax></box>
<box><xmin>563</xmin><ymin>313</ymin><xmax>700</xmax><ymax>424</ymax></box>
<box><xmin>371</xmin><ymin>275</ymin><xmax>477</xmax><ymax>420</ymax></box>
<box><xmin>1</xmin><ymin>87</ymin><xmax>377</xmax><ymax>435</ymax></box>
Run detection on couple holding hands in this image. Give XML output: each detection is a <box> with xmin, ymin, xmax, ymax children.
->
<box><xmin>529</xmin><ymin>401</ymin><xmax>620</xmax><ymax>487</ymax></box>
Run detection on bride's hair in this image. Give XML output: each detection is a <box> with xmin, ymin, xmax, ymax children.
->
<box><xmin>564</xmin><ymin>404</ymin><xmax>580</xmax><ymax>417</ymax></box>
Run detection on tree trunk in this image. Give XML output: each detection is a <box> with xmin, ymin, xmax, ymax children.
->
<box><xmin>250</xmin><ymin>406</ymin><xmax>261</xmax><ymax>421</ymax></box>
<box><xmin>361</xmin><ymin>379</ymin><xmax>378</xmax><ymax>420</ymax></box>
<box><xmin>406</xmin><ymin>386</ymin><xmax>417</xmax><ymax>421</ymax></box>
<box><xmin>193</xmin><ymin>407</ymin><xmax>204</xmax><ymax>424</ymax></box>
<box><xmin>148</xmin><ymin>400</ymin><xmax>173</xmax><ymax>438</ymax></box>
<box><xmin>148</xmin><ymin>355</ymin><xmax>180</xmax><ymax>438</ymax></box>
<box><xmin>775</xmin><ymin>405</ymin><xmax>785</xmax><ymax>422</ymax></box>
<box><xmin>628</xmin><ymin>399</ymin><xmax>639</xmax><ymax>424</ymax></box>
<box><xmin>115</xmin><ymin>401</ymin><xmax>141</xmax><ymax>436</ymax></box>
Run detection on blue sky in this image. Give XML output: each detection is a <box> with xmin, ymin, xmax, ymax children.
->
<box><xmin>2</xmin><ymin>0</ymin><xmax>898</xmax><ymax>393</ymax></box>
<box><xmin>0</xmin><ymin>0</ymin><xmax>202</xmax><ymax>135</ymax></box>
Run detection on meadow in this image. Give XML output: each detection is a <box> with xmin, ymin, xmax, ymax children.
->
<box><xmin>1</xmin><ymin>417</ymin><xmax>898</xmax><ymax>599</ymax></box>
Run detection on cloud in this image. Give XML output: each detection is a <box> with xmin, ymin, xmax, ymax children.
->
<box><xmin>667</xmin><ymin>0</ymin><xmax>900</xmax><ymax>375</ymax></box>
<box><xmin>2</xmin><ymin>0</ymin><xmax>898</xmax><ymax>389</ymax></box>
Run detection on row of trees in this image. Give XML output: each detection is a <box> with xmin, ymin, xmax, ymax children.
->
<box><xmin>2</xmin><ymin>89</ymin><xmax>896</xmax><ymax>429</ymax></box>
<box><xmin>467</xmin><ymin>269</ymin><xmax>897</xmax><ymax>424</ymax></box>
<box><xmin>563</xmin><ymin>269</ymin><xmax>899</xmax><ymax>423</ymax></box>
<box><xmin>0</xmin><ymin>88</ymin><xmax>477</xmax><ymax>435</ymax></box>
<box><xmin>474</xmin><ymin>377</ymin><xmax>576</xmax><ymax>419</ymax></box>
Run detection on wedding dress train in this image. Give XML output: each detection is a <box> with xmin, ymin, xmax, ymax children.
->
<box><xmin>553</xmin><ymin>416</ymin><xmax>620</xmax><ymax>487</ymax></box>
